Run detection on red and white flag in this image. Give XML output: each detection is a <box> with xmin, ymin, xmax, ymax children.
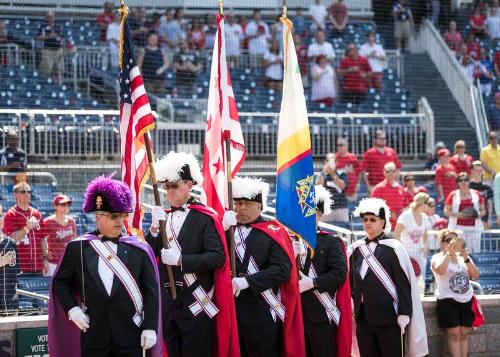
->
<box><xmin>119</xmin><ymin>16</ymin><xmax>155</xmax><ymax>235</ymax></box>
<box><xmin>202</xmin><ymin>14</ymin><xmax>246</xmax><ymax>217</ymax></box>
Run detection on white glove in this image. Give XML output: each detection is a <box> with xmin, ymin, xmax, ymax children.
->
<box><xmin>292</xmin><ymin>240</ymin><xmax>306</xmax><ymax>258</ymax></box>
<box><xmin>26</xmin><ymin>216</ymin><xmax>39</xmax><ymax>230</ymax></box>
<box><xmin>151</xmin><ymin>206</ymin><xmax>166</xmax><ymax>228</ymax></box>
<box><xmin>68</xmin><ymin>306</ymin><xmax>90</xmax><ymax>331</ymax></box>
<box><xmin>397</xmin><ymin>315</ymin><xmax>410</xmax><ymax>332</ymax></box>
<box><xmin>161</xmin><ymin>248</ymin><xmax>180</xmax><ymax>266</ymax></box>
<box><xmin>298</xmin><ymin>272</ymin><xmax>315</xmax><ymax>293</ymax></box>
<box><xmin>141</xmin><ymin>329</ymin><xmax>157</xmax><ymax>350</ymax></box>
<box><xmin>222</xmin><ymin>210</ymin><xmax>237</xmax><ymax>231</ymax></box>
<box><xmin>232</xmin><ymin>277</ymin><xmax>249</xmax><ymax>297</ymax></box>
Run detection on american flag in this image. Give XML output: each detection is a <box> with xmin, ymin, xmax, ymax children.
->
<box><xmin>201</xmin><ymin>14</ymin><xmax>246</xmax><ymax>217</ymax></box>
<box><xmin>119</xmin><ymin>11</ymin><xmax>154</xmax><ymax>235</ymax></box>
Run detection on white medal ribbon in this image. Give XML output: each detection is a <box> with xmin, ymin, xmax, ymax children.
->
<box><xmin>89</xmin><ymin>240</ymin><xmax>143</xmax><ymax>326</ymax></box>
<box><xmin>359</xmin><ymin>244</ymin><xmax>399</xmax><ymax>313</ymax></box>
<box><xmin>168</xmin><ymin>214</ymin><xmax>219</xmax><ymax>319</ymax></box>
<box><xmin>235</xmin><ymin>227</ymin><xmax>286</xmax><ymax>322</ymax></box>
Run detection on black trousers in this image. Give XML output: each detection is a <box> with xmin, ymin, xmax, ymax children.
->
<box><xmin>81</xmin><ymin>344</ymin><xmax>142</xmax><ymax>357</ymax></box>
<box><xmin>304</xmin><ymin>315</ymin><xmax>337</xmax><ymax>357</ymax></box>
<box><xmin>239</xmin><ymin>320</ymin><xmax>282</xmax><ymax>357</ymax></box>
<box><xmin>164</xmin><ymin>312</ymin><xmax>213</xmax><ymax>357</ymax></box>
<box><xmin>356</xmin><ymin>305</ymin><xmax>403</xmax><ymax>357</ymax></box>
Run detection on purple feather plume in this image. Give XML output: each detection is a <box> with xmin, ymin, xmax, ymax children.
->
<box><xmin>83</xmin><ymin>175</ymin><xmax>133</xmax><ymax>213</ymax></box>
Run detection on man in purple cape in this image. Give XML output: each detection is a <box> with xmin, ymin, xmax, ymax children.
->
<box><xmin>48</xmin><ymin>175</ymin><xmax>162</xmax><ymax>357</ymax></box>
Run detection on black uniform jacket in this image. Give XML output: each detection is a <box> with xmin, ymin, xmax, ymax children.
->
<box><xmin>301</xmin><ymin>232</ymin><xmax>347</xmax><ymax>324</ymax></box>
<box><xmin>146</xmin><ymin>206</ymin><xmax>225</xmax><ymax>318</ymax></box>
<box><xmin>231</xmin><ymin>217</ymin><xmax>292</xmax><ymax>328</ymax></box>
<box><xmin>52</xmin><ymin>232</ymin><xmax>159</xmax><ymax>349</ymax></box>
<box><xmin>349</xmin><ymin>233</ymin><xmax>412</xmax><ymax>326</ymax></box>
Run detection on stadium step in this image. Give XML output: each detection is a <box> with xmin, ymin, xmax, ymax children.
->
<box><xmin>403</xmin><ymin>53</ymin><xmax>480</xmax><ymax>158</ymax></box>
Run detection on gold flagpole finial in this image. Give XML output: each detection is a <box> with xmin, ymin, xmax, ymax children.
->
<box><xmin>118</xmin><ymin>0</ymin><xmax>129</xmax><ymax>70</ymax></box>
<box><xmin>218</xmin><ymin>0</ymin><xmax>224</xmax><ymax>15</ymax></box>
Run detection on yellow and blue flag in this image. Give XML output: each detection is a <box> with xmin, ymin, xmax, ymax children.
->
<box><xmin>276</xmin><ymin>16</ymin><xmax>317</xmax><ymax>248</ymax></box>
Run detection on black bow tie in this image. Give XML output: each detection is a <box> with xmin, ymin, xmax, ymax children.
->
<box><xmin>365</xmin><ymin>237</ymin><xmax>378</xmax><ymax>244</ymax></box>
<box><xmin>236</xmin><ymin>223</ymin><xmax>251</xmax><ymax>228</ymax></box>
<box><xmin>100</xmin><ymin>236</ymin><xmax>118</xmax><ymax>243</ymax></box>
<box><xmin>171</xmin><ymin>206</ymin><xmax>186</xmax><ymax>212</ymax></box>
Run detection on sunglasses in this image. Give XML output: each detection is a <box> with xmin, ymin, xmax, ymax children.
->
<box><xmin>404</xmin><ymin>177</ymin><xmax>415</xmax><ymax>181</ymax></box>
<box><xmin>163</xmin><ymin>181</ymin><xmax>186</xmax><ymax>190</ymax></box>
<box><xmin>98</xmin><ymin>212</ymin><xmax>128</xmax><ymax>220</ymax></box>
<box><xmin>457</xmin><ymin>178</ymin><xmax>469</xmax><ymax>182</ymax></box>
<box><xmin>15</xmin><ymin>190</ymin><xmax>31</xmax><ymax>194</ymax></box>
<box><xmin>363</xmin><ymin>217</ymin><xmax>379</xmax><ymax>223</ymax></box>
<box><xmin>58</xmin><ymin>203</ymin><xmax>71</xmax><ymax>207</ymax></box>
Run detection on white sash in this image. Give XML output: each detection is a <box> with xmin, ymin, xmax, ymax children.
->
<box><xmin>235</xmin><ymin>227</ymin><xmax>286</xmax><ymax>322</ymax></box>
<box><xmin>167</xmin><ymin>214</ymin><xmax>219</xmax><ymax>319</ymax></box>
<box><xmin>300</xmin><ymin>240</ymin><xmax>340</xmax><ymax>325</ymax></box>
<box><xmin>89</xmin><ymin>240</ymin><xmax>143</xmax><ymax>327</ymax></box>
<box><xmin>358</xmin><ymin>244</ymin><xmax>399</xmax><ymax>313</ymax></box>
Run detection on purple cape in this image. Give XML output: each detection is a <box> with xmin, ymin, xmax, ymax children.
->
<box><xmin>48</xmin><ymin>233</ymin><xmax>163</xmax><ymax>357</ymax></box>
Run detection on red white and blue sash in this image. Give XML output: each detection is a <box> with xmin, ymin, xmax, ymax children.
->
<box><xmin>359</xmin><ymin>244</ymin><xmax>399</xmax><ymax>312</ymax></box>
<box><xmin>89</xmin><ymin>240</ymin><xmax>143</xmax><ymax>326</ymax></box>
<box><xmin>235</xmin><ymin>227</ymin><xmax>286</xmax><ymax>322</ymax></box>
<box><xmin>167</xmin><ymin>214</ymin><xmax>219</xmax><ymax>319</ymax></box>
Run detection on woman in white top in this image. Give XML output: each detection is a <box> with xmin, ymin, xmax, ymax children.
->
<box><xmin>394</xmin><ymin>192</ymin><xmax>431</xmax><ymax>286</ymax></box>
<box><xmin>431</xmin><ymin>229</ymin><xmax>479</xmax><ymax>357</ymax></box>
<box><xmin>263</xmin><ymin>40</ymin><xmax>283</xmax><ymax>91</ymax></box>
<box><xmin>311</xmin><ymin>54</ymin><xmax>338</xmax><ymax>107</ymax></box>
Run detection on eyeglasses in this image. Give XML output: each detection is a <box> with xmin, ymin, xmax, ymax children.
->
<box><xmin>363</xmin><ymin>217</ymin><xmax>379</xmax><ymax>223</ymax></box>
<box><xmin>97</xmin><ymin>212</ymin><xmax>128</xmax><ymax>220</ymax></box>
<box><xmin>15</xmin><ymin>190</ymin><xmax>31</xmax><ymax>194</ymax></box>
<box><xmin>58</xmin><ymin>203</ymin><xmax>71</xmax><ymax>207</ymax></box>
<box><xmin>457</xmin><ymin>178</ymin><xmax>469</xmax><ymax>182</ymax></box>
<box><xmin>164</xmin><ymin>181</ymin><xmax>186</xmax><ymax>190</ymax></box>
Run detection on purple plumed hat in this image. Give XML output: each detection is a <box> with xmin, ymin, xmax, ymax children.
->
<box><xmin>83</xmin><ymin>175</ymin><xmax>133</xmax><ymax>214</ymax></box>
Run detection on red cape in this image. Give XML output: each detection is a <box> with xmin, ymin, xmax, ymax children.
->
<box><xmin>188</xmin><ymin>205</ymin><xmax>241</xmax><ymax>357</ymax></box>
<box><xmin>252</xmin><ymin>221</ymin><xmax>306</xmax><ymax>357</ymax></box>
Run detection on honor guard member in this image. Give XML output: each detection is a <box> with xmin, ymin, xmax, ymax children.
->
<box><xmin>49</xmin><ymin>176</ymin><xmax>162</xmax><ymax>357</ymax></box>
<box><xmin>224</xmin><ymin>176</ymin><xmax>305</xmax><ymax>357</ymax></box>
<box><xmin>292</xmin><ymin>185</ymin><xmax>352</xmax><ymax>357</ymax></box>
<box><xmin>347</xmin><ymin>198</ymin><xmax>428</xmax><ymax>357</ymax></box>
<box><xmin>148</xmin><ymin>151</ymin><xmax>238</xmax><ymax>357</ymax></box>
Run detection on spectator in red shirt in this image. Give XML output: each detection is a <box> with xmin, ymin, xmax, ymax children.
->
<box><xmin>443</xmin><ymin>20</ymin><xmax>463</xmax><ymax>51</ymax></box>
<box><xmin>338</xmin><ymin>43</ymin><xmax>372</xmax><ymax>104</ymax></box>
<box><xmin>3</xmin><ymin>182</ymin><xmax>43</xmax><ymax>273</ymax></box>
<box><xmin>96</xmin><ymin>1</ymin><xmax>115</xmax><ymax>43</ymax></box>
<box><xmin>449</xmin><ymin>139</ymin><xmax>473</xmax><ymax>175</ymax></box>
<box><xmin>465</xmin><ymin>32</ymin><xmax>481</xmax><ymax>60</ymax></box>
<box><xmin>188</xmin><ymin>19</ymin><xmax>206</xmax><ymax>50</ymax></box>
<box><xmin>328</xmin><ymin>0</ymin><xmax>348</xmax><ymax>37</ymax></box>
<box><xmin>335</xmin><ymin>136</ymin><xmax>361</xmax><ymax>200</ymax></box>
<box><xmin>469</xmin><ymin>7</ymin><xmax>487</xmax><ymax>39</ymax></box>
<box><xmin>295</xmin><ymin>34</ymin><xmax>309</xmax><ymax>88</ymax></box>
<box><xmin>402</xmin><ymin>173</ymin><xmax>428</xmax><ymax>202</ymax></box>
<box><xmin>361</xmin><ymin>129</ymin><xmax>401</xmax><ymax>193</ymax></box>
<box><xmin>371</xmin><ymin>162</ymin><xmax>410</xmax><ymax>230</ymax></box>
<box><xmin>39</xmin><ymin>194</ymin><xmax>77</xmax><ymax>277</ymax></box>
<box><xmin>435</xmin><ymin>148</ymin><xmax>458</xmax><ymax>205</ymax></box>
<box><xmin>444</xmin><ymin>172</ymin><xmax>486</xmax><ymax>253</ymax></box>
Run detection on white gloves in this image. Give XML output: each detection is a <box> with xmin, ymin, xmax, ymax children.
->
<box><xmin>222</xmin><ymin>210</ymin><xmax>237</xmax><ymax>231</ymax></box>
<box><xmin>397</xmin><ymin>315</ymin><xmax>410</xmax><ymax>332</ymax></box>
<box><xmin>141</xmin><ymin>329</ymin><xmax>157</xmax><ymax>350</ymax></box>
<box><xmin>68</xmin><ymin>306</ymin><xmax>90</xmax><ymax>332</ymax></box>
<box><xmin>151</xmin><ymin>206</ymin><xmax>166</xmax><ymax>228</ymax></box>
<box><xmin>298</xmin><ymin>272</ymin><xmax>314</xmax><ymax>293</ymax></box>
<box><xmin>26</xmin><ymin>216</ymin><xmax>39</xmax><ymax>230</ymax></box>
<box><xmin>232</xmin><ymin>277</ymin><xmax>249</xmax><ymax>297</ymax></box>
<box><xmin>292</xmin><ymin>240</ymin><xmax>307</xmax><ymax>258</ymax></box>
<box><xmin>161</xmin><ymin>248</ymin><xmax>180</xmax><ymax>266</ymax></box>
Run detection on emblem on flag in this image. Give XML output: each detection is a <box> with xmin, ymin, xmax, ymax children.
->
<box><xmin>295</xmin><ymin>175</ymin><xmax>316</xmax><ymax>218</ymax></box>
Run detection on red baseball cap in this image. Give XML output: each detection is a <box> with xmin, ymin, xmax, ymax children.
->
<box><xmin>437</xmin><ymin>148</ymin><xmax>450</xmax><ymax>158</ymax></box>
<box><xmin>53</xmin><ymin>194</ymin><xmax>72</xmax><ymax>206</ymax></box>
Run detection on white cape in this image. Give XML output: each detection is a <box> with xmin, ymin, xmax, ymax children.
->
<box><xmin>348</xmin><ymin>238</ymin><xmax>429</xmax><ymax>357</ymax></box>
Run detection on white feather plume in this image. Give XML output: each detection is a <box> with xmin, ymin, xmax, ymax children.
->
<box><xmin>353</xmin><ymin>197</ymin><xmax>392</xmax><ymax>234</ymax></box>
<box><xmin>154</xmin><ymin>151</ymin><xmax>203</xmax><ymax>185</ymax></box>
<box><xmin>314</xmin><ymin>185</ymin><xmax>333</xmax><ymax>215</ymax></box>
<box><xmin>232</xmin><ymin>176</ymin><xmax>269</xmax><ymax>209</ymax></box>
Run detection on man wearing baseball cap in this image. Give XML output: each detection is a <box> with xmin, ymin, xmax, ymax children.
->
<box><xmin>434</xmin><ymin>148</ymin><xmax>458</xmax><ymax>205</ymax></box>
<box><xmin>38</xmin><ymin>194</ymin><xmax>76</xmax><ymax>276</ymax></box>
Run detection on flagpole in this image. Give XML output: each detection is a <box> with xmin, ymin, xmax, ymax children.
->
<box><xmin>119</xmin><ymin>0</ymin><xmax>177</xmax><ymax>300</ymax></box>
<box><xmin>218</xmin><ymin>0</ymin><xmax>237</xmax><ymax>277</ymax></box>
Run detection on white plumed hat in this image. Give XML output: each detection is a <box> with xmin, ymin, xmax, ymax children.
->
<box><xmin>232</xmin><ymin>176</ymin><xmax>269</xmax><ymax>209</ymax></box>
<box><xmin>154</xmin><ymin>151</ymin><xmax>203</xmax><ymax>185</ymax></box>
<box><xmin>353</xmin><ymin>197</ymin><xmax>392</xmax><ymax>234</ymax></box>
<box><xmin>314</xmin><ymin>185</ymin><xmax>333</xmax><ymax>216</ymax></box>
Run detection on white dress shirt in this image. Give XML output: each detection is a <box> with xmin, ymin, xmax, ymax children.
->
<box><xmin>98</xmin><ymin>240</ymin><xmax>118</xmax><ymax>295</ymax></box>
<box><xmin>359</xmin><ymin>240</ymin><xmax>377</xmax><ymax>279</ymax></box>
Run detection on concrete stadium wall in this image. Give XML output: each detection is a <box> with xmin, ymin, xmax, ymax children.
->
<box><xmin>1</xmin><ymin>295</ymin><xmax>500</xmax><ymax>356</ymax></box>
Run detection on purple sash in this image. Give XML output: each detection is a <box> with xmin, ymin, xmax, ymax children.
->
<box><xmin>48</xmin><ymin>233</ymin><xmax>163</xmax><ymax>357</ymax></box>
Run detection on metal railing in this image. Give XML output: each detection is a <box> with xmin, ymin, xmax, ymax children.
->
<box><xmin>472</xmin><ymin>79</ymin><xmax>491</xmax><ymax>150</ymax></box>
<box><xmin>0</xmin><ymin>109</ymin><xmax>432</xmax><ymax>160</ymax></box>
